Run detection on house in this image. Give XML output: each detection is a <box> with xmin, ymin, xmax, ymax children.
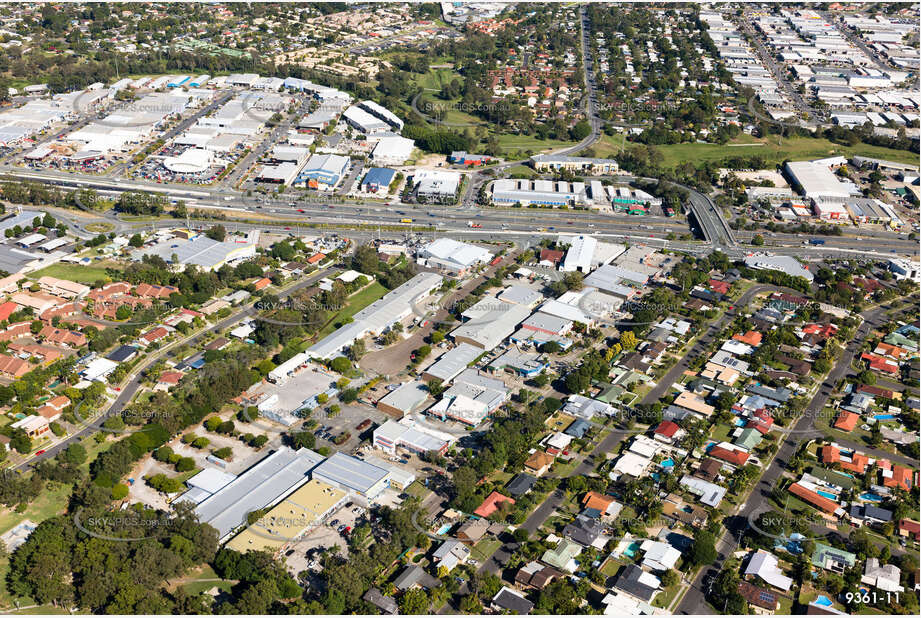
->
<box><xmin>506</xmin><ymin>473</ymin><xmax>538</xmax><ymax>497</ymax></box>
<box><xmin>653</xmin><ymin>420</ymin><xmax>684</xmax><ymax>443</ymax></box>
<box><xmin>564</xmin><ymin>418</ymin><xmax>591</xmax><ymax>439</ymax></box>
<box><xmin>662</xmin><ymin>495</ymin><xmax>708</xmax><ymax>528</ymax></box>
<box><xmin>582</xmin><ymin>491</ymin><xmax>620</xmax><ymax>516</ymax></box>
<box><xmin>563</xmin><ymin>514</ymin><xmax>607</xmax><ymax>548</ymax></box>
<box><xmin>733</xmin><ymin>331</ymin><xmax>763</xmax><ymax>347</ymax></box>
<box><xmin>883</xmin><ymin>465</ymin><xmax>914</xmax><ymax>492</ymax></box>
<box><xmin>431</xmin><ymin>539</ymin><xmax>471</xmax><ymax>572</ymax></box>
<box><xmin>709</xmin><ymin>444</ymin><xmax>750</xmax><ymax>468</ymax></box>
<box><xmin>898</xmin><ymin>519</ymin><xmax>920</xmax><ymax>541</ymax></box>
<box><xmin>491</xmin><ymin>586</ymin><xmax>533</xmax><ymax>615</ymax></box>
<box><xmin>515</xmin><ymin>561</ymin><xmax>563</xmax><ymax>590</ymax></box>
<box><xmin>36</xmin><ymin>395</ymin><xmax>70</xmax><ymax>422</ymax></box>
<box><xmin>393</xmin><ymin>565</ymin><xmax>441</xmax><ymax>591</ymax></box>
<box><xmin>833</xmin><ymin>411</ymin><xmax>860</xmax><ymax>431</ymax></box>
<box><xmin>524</xmin><ymin>450</ymin><xmax>555</xmax><ymax>477</ymax></box>
<box><xmin>789</xmin><ymin>482</ymin><xmax>845</xmax><ymax>519</ymax></box>
<box><xmin>849</xmin><ymin>504</ymin><xmax>893</xmax><ymax>526</ymax></box>
<box><xmin>744</xmin><ymin>550</ymin><xmax>793</xmax><ymax>591</ymax></box>
<box><xmin>811</xmin><ymin>543</ymin><xmax>857</xmax><ymax>573</ymax></box>
<box><xmin>11</xmin><ymin>415</ymin><xmax>50</xmax><ymax>439</ymax></box>
<box><xmin>134</xmin><ymin>283</ymin><xmax>178</xmax><ymax>299</ymax></box>
<box><xmin>694</xmin><ymin>458</ymin><xmax>723</xmax><ymax>482</ymax></box>
<box><xmin>673</xmin><ymin>391</ymin><xmax>715</xmax><ymax>417</ymax></box>
<box><xmin>362</xmin><ymin>588</ymin><xmax>397</xmax><ymax>615</ymax></box>
<box><xmin>639</xmin><ymin>539</ymin><xmax>681</xmax><ymax>572</ymax></box>
<box><xmin>0</xmin><ymin>354</ymin><xmax>31</xmax><ymax>378</ymax></box>
<box><xmin>40</xmin><ymin>326</ymin><xmax>86</xmax><ymax>348</ymax></box>
<box><xmin>613</xmin><ymin>564</ymin><xmax>660</xmax><ymax>603</ymax></box>
<box><xmin>738</xmin><ymin>580</ymin><xmax>780</xmax><ymax>614</ymax></box>
<box><xmin>456</xmin><ymin>519</ymin><xmax>489</xmax><ymax>543</ymax></box>
<box><xmin>474</xmin><ymin>491</ymin><xmax>515</xmax><ymax>518</ymax></box>
<box><xmin>541</xmin><ymin>537</ymin><xmax>581</xmax><ymax>572</ymax></box>
<box><xmin>157</xmin><ymin>371</ymin><xmax>184</xmax><ymax>390</ymax></box>
<box><xmin>861</xmin><ymin>558</ymin><xmax>904</xmax><ymax>592</ymax></box>
<box><xmin>138</xmin><ymin>326</ymin><xmax>170</xmax><ymax>347</ymax></box>
<box><xmin>107</xmin><ymin>345</ymin><xmax>138</xmax><ymax>363</ymax></box>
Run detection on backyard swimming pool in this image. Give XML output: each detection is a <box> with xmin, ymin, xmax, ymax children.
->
<box><xmin>859</xmin><ymin>492</ymin><xmax>883</xmax><ymax>502</ymax></box>
<box><xmin>814</xmin><ymin>595</ymin><xmax>833</xmax><ymax>607</ymax></box>
<box><xmin>816</xmin><ymin>489</ymin><xmax>837</xmax><ymax>500</ymax></box>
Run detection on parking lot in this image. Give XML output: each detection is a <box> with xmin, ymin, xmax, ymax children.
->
<box><xmin>309</xmin><ymin>400</ymin><xmax>391</xmax><ymax>451</ymax></box>
<box><xmin>281</xmin><ymin>501</ymin><xmax>368</xmax><ymax>574</ymax></box>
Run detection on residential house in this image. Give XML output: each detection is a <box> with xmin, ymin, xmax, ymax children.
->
<box><xmin>491</xmin><ymin>586</ymin><xmax>533</xmax><ymax>615</ymax></box>
<box><xmin>861</xmin><ymin>558</ymin><xmax>904</xmax><ymax>592</ymax></box>
<box><xmin>811</xmin><ymin>543</ymin><xmax>857</xmax><ymax>573</ymax></box>
<box><xmin>744</xmin><ymin>550</ymin><xmax>793</xmax><ymax>592</ymax></box>
<box><xmin>524</xmin><ymin>450</ymin><xmax>555</xmax><ymax>477</ymax></box>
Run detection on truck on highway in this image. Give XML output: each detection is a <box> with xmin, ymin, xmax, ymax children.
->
<box><xmin>400</xmin><ymin>218</ymin><xmax>413</xmax><ymax>223</ymax></box>
<box><xmin>467</xmin><ymin>221</ymin><xmax>482</xmax><ymax>228</ymax></box>
<box><xmin>809</xmin><ymin>238</ymin><xmax>826</xmax><ymax>245</ymax></box>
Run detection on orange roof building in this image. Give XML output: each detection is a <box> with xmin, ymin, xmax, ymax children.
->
<box><xmin>733</xmin><ymin>331</ymin><xmax>763</xmax><ymax>347</ymax></box>
<box><xmin>833</xmin><ymin>411</ymin><xmax>860</xmax><ymax>432</ymax></box>
<box><xmin>789</xmin><ymin>482</ymin><xmax>841</xmax><ymax>516</ymax></box>
<box><xmin>474</xmin><ymin>491</ymin><xmax>515</xmax><ymax>518</ymax></box>
<box><xmin>884</xmin><ymin>465</ymin><xmax>914</xmax><ymax>492</ymax></box>
<box><xmin>582</xmin><ymin>491</ymin><xmax>616</xmax><ymax>514</ymax></box>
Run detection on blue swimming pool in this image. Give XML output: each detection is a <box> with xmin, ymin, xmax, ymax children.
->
<box><xmin>816</xmin><ymin>489</ymin><xmax>837</xmax><ymax>500</ymax></box>
<box><xmin>623</xmin><ymin>541</ymin><xmax>641</xmax><ymax>558</ymax></box>
<box><xmin>860</xmin><ymin>492</ymin><xmax>883</xmax><ymax>502</ymax></box>
<box><xmin>734</xmin><ymin>418</ymin><xmax>746</xmax><ymax>426</ymax></box>
<box><xmin>874</xmin><ymin>414</ymin><xmax>896</xmax><ymax>420</ymax></box>
<box><xmin>814</xmin><ymin>595</ymin><xmax>833</xmax><ymax>607</ymax></box>
<box><xmin>436</xmin><ymin>524</ymin><xmax>452</xmax><ymax>536</ymax></box>
<box><xmin>661</xmin><ymin>459</ymin><xmax>675</xmax><ymax>468</ymax></box>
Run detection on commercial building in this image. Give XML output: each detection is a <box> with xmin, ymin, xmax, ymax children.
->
<box><xmin>427</xmin><ymin>368</ymin><xmax>508</xmax><ymax>426</ymax></box>
<box><xmin>421</xmin><ymin>343</ymin><xmax>483</xmax><ymax>383</ymax></box>
<box><xmin>296</xmin><ymin>154</ymin><xmax>350</xmax><ymax>189</ymax></box>
<box><xmin>358</xmin><ymin>100</ymin><xmax>404</xmax><ymax>131</ymax></box>
<box><xmin>418</xmin><ymin>238</ymin><xmax>491</xmax><ymax>275</ymax></box>
<box><xmin>225</xmin><ymin>479</ymin><xmax>347</xmax><ymax>554</ymax></box>
<box><xmin>360</xmin><ymin>167</ymin><xmax>397</xmax><ymax>193</ymax></box>
<box><xmin>308</xmin><ymin>272</ymin><xmax>442</xmax><ymax>359</ymax></box>
<box><xmin>342</xmin><ymin>105</ymin><xmax>389</xmax><ymax>134</ymax></box>
<box><xmin>132</xmin><ymin>232</ymin><xmax>258</xmax><ymax>271</ymax></box>
<box><xmin>784</xmin><ymin>160</ymin><xmax>860</xmax><ymax>204</ymax></box>
<box><xmin>412</xmin><ymin>170</ymin><xmax>461</xmax><ymax>202</ymax></box>
<box><xmin>491</xmin><ymin>178</ymin><xmax>588</xmax><ymax>207</ymax></box>
<box><xmin>530</xmin><ymin>154</ymin><xmax>619</xmax><ymax>175</ymax></box>
<box><xmin>450</xmin><ymin>297</ymin><xmax>532</xmax><ymax>350</ymax></box>
<box><xmin>371</xmin><ymin>136</ymin><xmax>415</xmax><ymax>165</ymax></box>
<box><xmin>311</xmin><ymin>452</ymin><xmax>391</xmax><ymax>502</ymax></box>
<box><xmin>194</xmin><ymin>447</ymin><xmax>325</xmax><ymax>541</ymax></box>
<box><xmin>744</xmin><ymin>253</ymin><xmax>814</xmax><ymax>283</ymax></box>
<box><xmin>372</xmin><ymin>419</ymin><xmax>451</xmax><ymax>456</ymax></box>
<box><xmin>376</xmin><ymin>380</ymin><xmax>431</xmax><ymax>417</ymax></box>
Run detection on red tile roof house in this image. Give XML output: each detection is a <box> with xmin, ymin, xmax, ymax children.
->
<box><xmin>251</xmin><ymin>277</ymin><xmax>272</xmax><ymax>291</ymax></box>
<box><xmin>860</xmin><ymin>352</ymin><xmax>900</xmax><ymax>375</ymax></box>
<box><xmin>37</xmin><ymin>395</ymin><xmax>71</xmax><ymax>422</ymax></box>
<box><xmin>708</xmin><ymin>279</ymin><xmax>731</xmax><ymax>295</ymax></box>
<box><xmin>898</xmin><ymin>519</ymin><xmax>920</xmax><ymax>541</ymax></box>
<box><xmin>87</xmin><ymin>282</ymin><xmax>132</xmax><ymax>302</ymax></box>
<box><xmin>134</xmin><ymin>283</ymin><xmax>179</xmax><ymax>299</ymax></box>
<box><xmin>0</xmin><ymin>322</ymin><xmax>32</xmax><ymax>342</ymax></box>
<box><xmin>709</xmin><ymin>445</ymin><xmax>750</xmax><ymax>468</ymax></box>
<box><xmin>138</xmin><ymin>326</ymin><xmax>172</xmax><ymax>347</ymax></box>
<box><xmin>788</xmin><ymin>482</ymin><xmax>843</xmax><ymax>520</ymax></box>
<box><xmin>833</xmin><ymin>411</ymin><xmax>860</xmax><ymax>432</ymax></box>
<box><xmin>156</xmin><ymin>371</ymin><xmax>184</xmax><ymax>391</ymax></box>
<box><xmin>0</xmin><ymin>300</ymin><xmax>18</xmax><ymax>322</ymax></box>
<box><xmin>883</xmin><ymin>465</ymin><xmax>915</xmax><ymax>492</ymax></box>
<box><xmin>746</xmin><ymin>410</ymin><xmax>774</xmax><ymax>434</ymax></box>
<box><xmin>164</xmin><ymin>308</ymin><xmax>203</xmax><ymax>327</ymax></box>
<box><xmin>653</xmin><ymin>421</ymin><xmax>683</xmax><ymax>444</ymax></box>
<box><xmin>474</xmin><ymin>491</ymin><xmax>516</xmax><ymax>518</ymax></box>
<box><xmin>39</xmin><ymin>326</ymin><xmax>87</xmax><ymax>348</ymax></box>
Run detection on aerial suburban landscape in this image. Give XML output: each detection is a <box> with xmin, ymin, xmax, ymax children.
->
<box><xmin>0</xmin><ymin>1</ymin><xmax>917</xmax><ymax>616</ymax></box>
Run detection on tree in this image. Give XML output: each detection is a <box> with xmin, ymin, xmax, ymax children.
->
<box><xmin>329</xmin><ymin>357</ymin><xmax>351</xmax><ymax>374</ymax></box>
<box><xmin>60</xmin><ymin>443</ymin><xmax>87</xmax><ymax>466</ymax></box>
<box><xmin>129</xmin><ymin>233</ymin><xmax>143</xmax><ymax>248</ymax></box>
<box><xmin>752</xmin><ymin>234</ymin><xmax>764</xmax><ymax>246</ymax></box>
<box><xmin>205</xmin><ymin>225</ymin><xmax>227</xmax><ymax>241</ymax></box>
<box><xmin>399</xmin><ymin>588</ymin><xmax>430</xmax><ymax>614</ymax></box>
<box><xmin>689</xmin><ymin>529</ymin><xmax>718</xmax><ymax>566</ymax></box>
<box><xmin>351</xmin><ymin>245</ymin><xmax>380</xmax><ymax>274</ymax></box>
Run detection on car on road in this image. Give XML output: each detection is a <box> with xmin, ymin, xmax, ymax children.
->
<box><xmin>34</xmin><ymin>450</ymin><xmax>46</xmax><ymax>456</ymax></box>
<box><xmin>330</xmin><ymin>519</ymin><xmax>339</xmax><ymax>527</ymax></box>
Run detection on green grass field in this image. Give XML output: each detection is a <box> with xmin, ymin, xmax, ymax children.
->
<box><xmin>315</xmin><ymin>281</ymin><xmax>388</xmax><ymax>338</ymax></box>
<box><xmin>651</xmin><ymin>134</ymin><xmax>919</xmax><ymax>169</ymax></box>
<box><xmin>30</xmin><ymin>263</ymin><xmax>113</xmax><ymax>284</ymax></box>
<box><xmin>496</xmin><ymin>134</ymin><xmax>575</xmax><ymax>155</ymax></box>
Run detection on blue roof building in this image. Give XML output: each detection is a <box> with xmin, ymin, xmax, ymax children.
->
<box><xmin>361</xmin><ymin>167</ymin><xmax>396</xmax><ymax>193</ymax></box>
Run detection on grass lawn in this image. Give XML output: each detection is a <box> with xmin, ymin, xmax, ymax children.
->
<box><xmin>777</xmin><ymin>595</ymin><xmax>794</xmax><ymax>615</ymax></box>
<box><xmin>591</xmin><ymin>133</ymin><xmax>630</xmax><ymax>159</ymax></box>
<box><xmin>315</xmin><ymin>281</ymin><xmax>388</xmax><ymax>338</ymax></box>
<box><xmin>709</xmin><ymin>423</ymin><xmax>734</xmax><ymax>444</ymax></box>
<box><xmin>84</xmin><ymin>222</ymin><xmax>115</xmax><ymax>233</ymax></box>
<box><xmin>405</xmin><ymin>480</ymin><xmax>430</xmax><ymax>500</ymax></box>
<box><xmin>30</xmin><ymin>263</ymin><xmax>113</xmax><ymax>284</ymax></box>
<box><xmin>470</xmin><ymin>537</ymin><xmax>503</xmax><ymax>563</ymax></box>
<box><xmin>495</xmin><ymin>134</ymin><xmax>575</xmax><ymax>154</ymax></box>
<box><xmin>599</xmin><ymin>557</ymin><xmax>624</xmax><ymax>577</ymax></box>
<box><xmin>652</xmin><ymin>581</ymin><xmax>682</xmax><ymax>609</ymax></box>
<box><xmin>653</xmin><ymin>135</ymin><xmax>919</xmax><ymax>169</ymax></box>
<box><xmin>505</xmin><ymin>164</ymin><xmax>538</xmax><ymax>178</ymax></box>
<box><xmin>179</xmin><ymin>565</ymin><xmax>235</xmax><ymax>596</ymax></box>
<box><xmin>0</xmin><ymin>482</ymin><xmax>72</xmax><ymax>537</ymax></box>
<box><xmin>6</xmin><ymin>605</ymin><xmax>70</xmax><ymax>614</ymax></box>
